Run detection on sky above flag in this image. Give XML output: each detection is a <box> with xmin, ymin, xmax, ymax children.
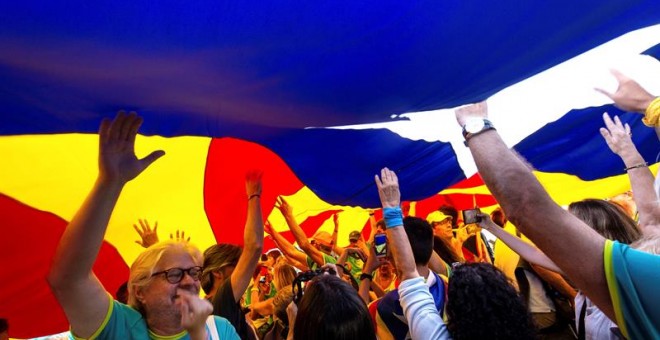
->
<box><xmin>1</xmin><ymin>1</ymin><xmax>660</xmax><ymax>337</ymax></box>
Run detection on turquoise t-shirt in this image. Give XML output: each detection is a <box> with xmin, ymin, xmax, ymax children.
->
<box><xmin>71</xmin><ymin>299</ymin><xmax>240</xmax><ymax>340</ymax></box>
<box><xmin>306</xmin><ymin>252</ymin><xmax>336</xmax><ymax>270</ymax></box>
<box><xmin>604</xmin><ymin>240</ymin><xmax>660</xmax><ymax>340</ymax></box>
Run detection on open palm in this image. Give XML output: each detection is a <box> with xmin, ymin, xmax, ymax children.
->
<box><xmin>98</xmin><ymin>111</ymin><xmax>164</xmax><ymax>184</ymax></box>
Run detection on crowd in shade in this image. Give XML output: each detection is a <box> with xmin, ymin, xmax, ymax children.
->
<box><xmin>17</xmin><ymin>70</ymin><xmax>660</xmax><ymax>340</ymax></box>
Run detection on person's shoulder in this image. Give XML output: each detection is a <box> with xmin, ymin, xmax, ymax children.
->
<box><xmin>212</xmin><ymin>315</ymin><xmax>240</xmax><ymax>339</ymax></box>
<box><xmin>324</xmin><ymin>253</ymin><xmax>337</xmax><ymax>263</ymax></box>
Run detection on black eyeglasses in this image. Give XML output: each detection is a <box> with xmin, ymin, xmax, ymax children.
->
<box><xmin>151</xmin><ymin>266</ymin><xmax>203</xmax><ymax>284</ymax></box>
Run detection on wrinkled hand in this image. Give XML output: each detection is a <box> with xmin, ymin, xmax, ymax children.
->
<box><xmin>454</xmin><ymin>101</ymin><xmax>488</xmax><ymax>127</ymax></box>
<box><xmin>170</xmin><ymin>229</ymin><xmax>191</xmax><ymax>243</ymax></box>
<box><xmin>374</xmin><ymin>168</ymin><xmax>400</xmax><ymax>208</ymax></box>
<box><xmin>595</xmin><ymin>70</ymin><xmax>655</xmax><ymax>113</ymax></box>
<box><xmin>600</xmin><ymin>113</ymin><xmax>634</xmax><ymax>156</ymax></box>
<box><xmin>275</xmin><ymin>196</ymin><xmax>293</xmax><ymax>217</ymax></box>
<box><xmin>246</xmin><ymin>170</ymin><xmax>263</xmax><ymax>197</ymax></box>
<box><xmin>134</xmin><ymin>219</ymin><xmax>159</xmax><ymax>248</ymax></box>
<box><xmin>98</xmin><ymin>111</ymin><xmax>165</xmax><ymax>184</ymax></box>
<box><xmin>177</xmin><ymin>289</ymin><xmax>213</xmax><ymax>336</ymax></box>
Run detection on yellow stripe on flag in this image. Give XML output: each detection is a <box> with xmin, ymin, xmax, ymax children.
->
<box><xmin>0</xmin><ymin>134</ymin><xmax>216</xmax><ymax>264</ymax></box>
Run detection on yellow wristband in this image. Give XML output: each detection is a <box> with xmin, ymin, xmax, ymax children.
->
<box><xmin>642</xmin><ymin>97</ymin><xmax>660</xmax><ymax>127</ymax></box>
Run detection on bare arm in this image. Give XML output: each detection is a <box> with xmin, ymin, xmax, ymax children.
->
<box><xmin>600</xmin><ymin>113</ymin><xmax>660</xmax><ymax>230</ymax></box>
<box><xmin>367</xmin><ymin>210</ymin><xmax>377</xmax><ymax>244</ymax></box>
<box><xmin>530</xmin><ymin>264</ymin><xmax>577</xmax><ymax>301</ymax></box>
<box><xmin>47</xmin><ymin>112</ymin><xmax>164</xmax><ymax>338</ymax></box>
<box><xmin>331</xmin><ymin>214</ymin><xmax>345</xmax><ymax>256</ymax></box>
<box><xmin>478</xmin><ymin>215</ymin><xmax>563</xmax><ymax>273</ymax></box>
<box><xmin>375</xmin><ymin>168</ymin><xmax>419</xmax><ymax>281</ymax></box>
<box><xmin>428</xmin><ymin>252</ymin><xmax>448</xmax><ymax>277</ymax></box>
<box><xmin>276</xmin><ymin>196</ymin><xmax>326</xmax><ymax>267</ymax></box>
<box><xmin>358</xmin><ymin>242</ymin><xmax>384</xmax><ymax>304</ymax></box>
<box><xmin>265</xmin><ymin>221</ymin><xmax>307</xmax><ymax>264</ymax></box>
<box><xmin>229</xmin><ymin>172</ymin><xmax>264</xmax><ymax>303</ymax></box>
<box><xmin>456</xmin><ymin>102</ymin><xmax>613</xmax><ymax>320</ymax></box>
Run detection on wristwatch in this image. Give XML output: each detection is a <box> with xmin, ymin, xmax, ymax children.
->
<box><xmin>462</xmin><ymin>118</ymin><xmax>495</xmax><ymax>145</ymax></box>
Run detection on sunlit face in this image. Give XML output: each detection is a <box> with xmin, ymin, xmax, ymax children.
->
<box><xmin>137</xmin><ymin>248</ymin><xmax>202</xmax><ymax>320</ymax></box>
<box><xmin>432</xmin><ymin>219</ymin><xmax>453</xmax><ymax>239</ymax></box>
<box><xmin>378</xmin><ymin>261</ymin><xmax>393</xmax><ymax>276</ymax></box>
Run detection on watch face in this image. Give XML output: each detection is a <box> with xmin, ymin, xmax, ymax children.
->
<box><xmin>465</xmin><ymin>118</ymin><xmax>485</xmax><ymax>133</ymax></box>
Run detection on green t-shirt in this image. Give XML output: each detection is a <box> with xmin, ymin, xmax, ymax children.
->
<box><xmin>306</xmin><ymin>252</ymin><xmax>337</xmax><ymax>270</ymax></box>
<box><xmin>243</xmin><ymin>281</ymin><xmax>277</xmax><ymax>307</ymax></box>
<box><xmin>345</xmin><ymin>255</ymin><xmax>364</xmax><ymax>281</ymax></box>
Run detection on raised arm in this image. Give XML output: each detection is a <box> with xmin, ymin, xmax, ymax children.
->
<box><xmin>375</xmin><ymin>168</ymin><xmax>450</xmax><ymax>339</ymax></box>
<box><xmin>331</xmin><ymin>213</ymin><xmax>344</xmax><ymax>256</ymax></box>
<box><xmin>264</xmin><ymin>221</ymin><xmax>307</xmax><ymax>265</ymax></box>
<box><xmin>229</xmin><ymin>171</ymin><xmax>264</xmax><ymax>302</ymax></box>
<box><xmin>375</xmin><ymin>168</ymin><xmax>417</xmax><ymax>281</ymax></box>
<box><xmin>456</xmin><ymin>102</ymin><xmax>613</xmax><ymax>320</ymax></box>
<box><xmin>47</xmin><ymin>112</ymin><xmax>164</xmax><ymax>338</ymax></box>
<box><xmin>275</xmin><ymin>196</ymin><xmax>325</xmax><ymax>266</ymax></box>
<box><xmin>600</xmin><ymin>113</ymin><xmax>660</xmax><ymax>230</ymax></box>
<box><xmin>477</xmin><ymin>214</ymin><xmax>562</xmax><ymax>273</ymax></box>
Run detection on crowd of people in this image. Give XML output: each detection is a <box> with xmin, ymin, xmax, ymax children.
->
<box><xmin>37</xmin><ymin>70</ymin><xmax>660</xmax><ymax>339</ymax></box>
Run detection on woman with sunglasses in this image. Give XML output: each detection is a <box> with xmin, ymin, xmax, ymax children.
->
<box><xmin>47</xmin><ymin>112</ymin><xmax>242</xmax><ymax>339</ymax></box>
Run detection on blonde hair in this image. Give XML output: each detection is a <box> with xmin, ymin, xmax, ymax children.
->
<box><xmin>272</xmin><ymin>263</ymin><xmax>297</xmax><ymax>290</ymax></box>
<box><xmin>127</xmin><ymin>240</ymin><xmax>203</xmax><ymax>313</ymax></box>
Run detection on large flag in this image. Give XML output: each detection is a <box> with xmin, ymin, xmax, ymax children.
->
<box><xmin>1</xmin><ymin>1</ymin><xmax>660</xmax><ymax>337</ymax></box>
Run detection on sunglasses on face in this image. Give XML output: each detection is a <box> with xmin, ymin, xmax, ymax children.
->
<box><xmin>151</xmin><ymin>266</ymin><xmax>203</xmax><ymax>284</ymax></box>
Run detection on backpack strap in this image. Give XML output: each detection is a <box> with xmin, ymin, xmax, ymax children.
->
<box><xmin>206</xmin><ymin>315</ymin><xmax>220</xmax><ymax>340</ymax></box>
<box><xmin>577</xmin><ymin>300</ymin><xmax>587</xmax><ymax>340</ymax></box>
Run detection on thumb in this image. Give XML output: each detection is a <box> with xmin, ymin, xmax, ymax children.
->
<box><xmin>594</xmin><ymin>87</ymin><xmax>615</xmax><ymax>100</ymax></box>
<box><xmin>139</xmin><ymin>150</ymin><xmax>166</xmax><ymax>170</ymax></box>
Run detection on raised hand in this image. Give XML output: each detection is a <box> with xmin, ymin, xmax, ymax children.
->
<box><xmin>374</xmin><ymin>167</ymin><xmax>400</xmax><ymax>208</ymax></box>
<box><xmin>362</xmin><ymin>244</ymin><xmax>384</xmax><ymax>274</ymax></box>
<box><xmin>98</xmin><ymin>111</ymin><xmax>165</xmax><ymax>184</ymax></box>
<box><xmin>475</xmin><ymin>213</ymin><xmax>498</xmax><ymax>232</ymax></box>
<box><xmin>454</xmin><ymin>101</ymin><xmax>488</xmax><ymax>127</ymax></box>
<box><xmin>133</xmin><ymin>219</ymin><xmax>159</xmax><ymax>248</ymax></box>
<box><xmin>246</xmin><ymin>170</ymin><xmax>263</xmax><ymax>198</ymax></box>
<box><xmin>600</xmin><ymin>113</ymin><xmax>634</xmax><ymax>156</ymax></box>
<box><xmin>264</xmin><ymin>220</ymin><xmax>273</xmax><ymax>235</ymax></box>
<box><xmin>275</xmin><ymin>196</ymin><xmax>293</xmax><ymax>217</ymax></box>
<box><xmin>595</xmin><ymin>70</ymin><xmax>655</xmax><ymax>113</ymax></box>
<box><xmin>170</xmin><ymin>229</ymin><xmax>191</xmax><ymax>243</ymax></box>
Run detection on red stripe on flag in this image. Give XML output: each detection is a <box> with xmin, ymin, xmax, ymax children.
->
<box><xmin>0</xmin><ymin>194</ymin><xmax>129</xmax><ymax>338</ymax></box>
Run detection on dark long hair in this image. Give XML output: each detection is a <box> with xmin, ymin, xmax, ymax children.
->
<box><xmin>433</xmin><ymin>235</ymin><xmax>463</xmax><ymax>264</ymax></box>
<box><xmin>447</xmin><ymin>263</ymin><xmax>536</xmax><ymax>340</ymax></box>
<box><xmin>293</xmin><ymin>275</ymin><xmax>376</xmax><ymax>340</ymax></box>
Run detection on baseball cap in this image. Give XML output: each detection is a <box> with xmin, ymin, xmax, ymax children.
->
<box><xmin>312</xmin><ymin>230</ymin><xmax>333</xmax><ymax>248</ymax></box>
<box><xmin>349</xmin><ymin>230</ymin><xmax>361</xmax><ymax>242</ymax></box>
<box><xmin>426</xmin><ymin>211</ymin><xmax>452</xmax><ymax>224</ymax></box>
